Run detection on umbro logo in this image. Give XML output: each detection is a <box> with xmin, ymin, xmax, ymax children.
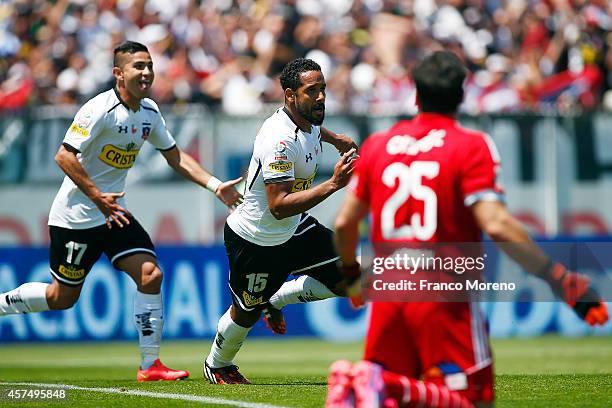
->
<box><xmin>305</xmin><ymin>153</ymin><xmax>313</xmax><ymax>162</ymax></box>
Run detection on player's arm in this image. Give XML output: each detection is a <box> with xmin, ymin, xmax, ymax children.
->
<box><xmin>55</xmin><ymin>144</ymin><xmax>130</xmax><ymax>228</ymax></box>
<box><xmin>472</xmin><ymin>200</ymin><xmax>608</xmax><ymax>326</ymax></box>
<box><xmin>266</xmin><ymin>148</ymin><xmax>356</xmax><ymax>219</ymax></box>
<box><xmin>334</xmin><ymin>191</ymin><xmax>369</xmax><ymax>277</ymax></box>
<box><xmin>320</xmin><ymin>127</ymin><xmax>358</xmax><ymax>154</ymax></box>
<box><xmin>160</xmin><ymin>146</ymin><xmax>243</xmax><ymax>207</ymax></box>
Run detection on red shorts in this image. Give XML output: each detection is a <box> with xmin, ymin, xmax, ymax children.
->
<box><xmin>364</xmin><ymin>301</ymin><xmax>494</xmax><ymax>403</ymax></box>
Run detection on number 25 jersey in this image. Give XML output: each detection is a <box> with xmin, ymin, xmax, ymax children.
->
<box><xmin>350</xmin><ymin>113</ymin><xmax>505</xmax><ymax>243</ymax></box>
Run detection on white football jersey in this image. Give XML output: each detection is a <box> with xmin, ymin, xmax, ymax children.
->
<box><xmin>48</xmin><ymin>89</ymin><xmax>176</xmax><ymax>229</ymax></box>
<box><xmin>227</xmin><ymin>108</ymin><xmax>323</xmax><ymax>246</ymax></box>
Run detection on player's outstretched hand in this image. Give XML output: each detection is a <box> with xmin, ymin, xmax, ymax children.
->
<box><xmin>332</xmin><ymin>133</ymin><xmax>359</xmax><ymax>155</ymax></box>
<box><xmin>546</xmin><ymin>263</ymin><xmax>609</xmax><ymax>326</ymax></box>
<box><xmin>93</xmin><ymin>191</ymin><xmax>132</xmax><ymax>229</ymax></box>
<box><xmin>331</xmin><ymin>148</ymin><xmax>357</xmax><ymax>190</ymax></box>
<box><xmin>216</xmin><ymin>177</ymin><xmax>244</xmax><ymax>208</ymax></box>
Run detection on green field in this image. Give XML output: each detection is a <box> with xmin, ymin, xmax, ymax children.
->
<box><xmin>0</xmin><ymin>336</ymin><xmax>610</xmax><ymax>407</ymax></box>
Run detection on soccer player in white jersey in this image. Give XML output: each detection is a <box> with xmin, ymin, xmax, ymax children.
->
<box><xmin>0</xmin><ymin>41</ymin><xmax>242</xmax><ymax>382</ymax></box>
<box><xmin>203</xmin><ymin>58</ymin><xmax>358</xmax><ymax>384</ymax></box>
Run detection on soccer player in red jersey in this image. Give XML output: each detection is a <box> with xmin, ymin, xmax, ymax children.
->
<box><xmin>327</xmin><ymin>51</ymin><xmax>609</xmax><ymax>407</ymax></box>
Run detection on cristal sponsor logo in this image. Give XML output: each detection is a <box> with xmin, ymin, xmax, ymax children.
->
<box><xmin>99</xmin><ymin>143</ymin><xmax>139</xmax><ymax>169</ymax></box>
<box><xmin>269</xmin><ymin>161</ymin><xmax>293</xmax><ymax>172</ymax></box>
<box><xmin>69</xmin><ymin>123</ymin><xmax>89</xmax><ymax>137</ymax></box>
<box><xmin>242</xmin><ymin>291</ymin><xmax>264</xmax><ymax>307</ymax></box>
<box><xmin>58</xmin><ymin>264</ymin><xmax>85</xmax><ymax>279</ymax></box>
<box><xmin>292</xmin><ymin>166</ymin><xmax>317</xmax><ymax>192</ymax></box>
<box><xmin>386</xmin><ymin>129</ymin><xmax>446</xmax><ymax>155</ymax></box>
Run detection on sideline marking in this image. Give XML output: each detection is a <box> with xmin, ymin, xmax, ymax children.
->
<box><xmin>0</xmin><ymin>382</ymin><xmax>291</xmax><ymax>408</ymax></box>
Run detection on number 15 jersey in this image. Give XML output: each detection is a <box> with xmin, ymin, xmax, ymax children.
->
<box><xmin>350</xmin><ymin>112</ymin><xmax>504</xmax><ymax>243</ymax></box>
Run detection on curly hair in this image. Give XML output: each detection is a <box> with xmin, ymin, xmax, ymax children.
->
<box><xmin>279</xmin><ymin>58</ymin><xmax>322</xmax><ymax>91</ymax></box>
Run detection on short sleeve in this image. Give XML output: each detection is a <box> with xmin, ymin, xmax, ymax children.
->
<box><xmin>63</xmin><ymin>100</ymin><xmax>106</xmax><ymax>152</ymax></box>
<box><xmin>147</xmin><ymin>107</ymin><xmax>176</xmax><ymax>150</ymax></box>
<box><xmin>261</xmin><ymin>137</ymin><xmax>299</xmax><ymax>183</ymax></box>
<box><xmin>461</xmin><ymin>133</ymin><xmax>505</xmax><ymax>206</ymax></box>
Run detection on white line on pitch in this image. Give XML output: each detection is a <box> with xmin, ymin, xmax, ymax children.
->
<box><xmin>0</xmin><ymin>382</ymin><xmax>291</xmax><ymax>408</ymax></box>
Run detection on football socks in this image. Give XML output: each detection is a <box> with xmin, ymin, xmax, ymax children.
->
<box><xmin>269</xmin><ymin>275</ymin><xmax>336</xmax><ymax>309</ymax></box>
<box><xmin>0</xmin><ymin>282</ymin><xmax>50</xmax><ymax>315</ymax></box>
<box><xmin>134</xmin><ymin>291</ymin><xmax>163</xmax><ymax>370</ymax></box>
<box><xmin>206</xmin><ymin>307</ymin><xmax>250</xmax><ymax>368</ymax></box>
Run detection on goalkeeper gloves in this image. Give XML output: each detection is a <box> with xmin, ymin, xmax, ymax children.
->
<box><xmin>541</xmin><ymin>262</ymin><xmax>609</xmax><ymax>326</ymax></box>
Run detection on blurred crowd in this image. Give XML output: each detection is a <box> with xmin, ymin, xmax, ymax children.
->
<box><xmin>1</xmin><ymin>0</ymin><xmax>611</xmax><ymax>114</ymax></box>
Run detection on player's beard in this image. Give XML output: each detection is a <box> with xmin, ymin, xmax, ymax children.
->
<box><xmin>297</xmin><ymin>102</ymin><xmax>325</xmax><ymax>126</ymax></box>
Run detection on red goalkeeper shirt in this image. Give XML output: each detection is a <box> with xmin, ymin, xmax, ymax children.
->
<box><xmin>351</xmin><ymin>112</ymin><xmax>504</xmax><ymax>244</ymax></box>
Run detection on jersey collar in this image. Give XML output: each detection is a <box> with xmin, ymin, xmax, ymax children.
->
<box><xmin>281</xmin><ymin>107</ymin><xmax>313</xmax><ymax>134</ymax></box>
<box><xmin>414</xmin><ymin>112</ymin><xmax>457</xmax><ymax>126</ymax></box>
<box><xmin>113</xmin><ymin>87</ymin><xmax>131</xmax><ymax>111</ymax></box>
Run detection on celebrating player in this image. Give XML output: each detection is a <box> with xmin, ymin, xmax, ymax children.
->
<box><xmin>203</xmin><ymin>58</ymin><xmax>357</xmax><ymax>384</ymax></box>
<box><xmin>0</xmin><ymin>41</ymin><xmax>242</xmax><ymax>382</ymax></box>
<box><xmin>328</xmin><ymin>51</ymin><xmax>609</xmax><ymax>407</ymax></box>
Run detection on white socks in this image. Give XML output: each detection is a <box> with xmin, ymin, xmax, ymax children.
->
<box><xmin>134</xmin><ymin>291</ymin><xmax>163</xmax><ymax>370</ymax></box>
<box><xmin>269</xmin><ymin>275</ymin><xmax>336</xmax><ymax>309</ymax></box>
<box><xmin>0</xmin><ymin>282</ymin><xmax>50</xmax><ymax>315</ymax></box>
<box><xmin>206</xmin><ymin>308</ymin><xmax>250</xmax><ymax>368</ymax></box>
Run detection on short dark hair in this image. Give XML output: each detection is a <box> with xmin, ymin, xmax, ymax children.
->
<box><xmin>279</xmin><ymin>58</ymin><xmax>322</xmax><ymax>91</ymax></box>
<box><xmin>412</xmin><ymin>51</ymin><xmax>467</xmax><ymax>114</ymax></box>
<box><xmin>113</xmin><ymin>41</ymin><xmax>149</xmax><ymax>67</ymax></box>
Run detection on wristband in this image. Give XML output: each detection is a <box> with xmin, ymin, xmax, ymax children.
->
<box><xmin>206</xmin><ymin>176</ymin><xmax>222</xmax><ymax>193</ymax></box>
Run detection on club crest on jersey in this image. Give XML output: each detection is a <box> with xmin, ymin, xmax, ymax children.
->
<box><xmin>386</xmin><ymin>129</ymin><xmax>446</xmax><ymax>155</ymax></box>
<box><xmin>269</xmin><ymin>160</ymin><xmax>293</xmax><ymax>172</ymax></box>
<box><xmin>141</xmin><ymin>122</ymin><xmax>151</xmax><ymax>140</ymax></box>
<box><xmin>58</xmin><ymin>264</ymin><xmax>85</xmax><ymax>280</ymax></box>
<box><xmin>292</xmin><ymin>166</ymin><xmax>317</xmax><ymax>192</ymax></box>
<box><xmin>99</xmin><ymin>143</ymin><xmax>139</xmax><ymax>169</ymax></box>
<box><xmin>242</xmin><ymin>291</ymin><xmax>264</xmax><ymax>307</ymax></box>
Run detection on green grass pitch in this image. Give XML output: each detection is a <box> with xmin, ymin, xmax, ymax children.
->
<box><xmin>0</xmin><ymin>336</ymin><xmax>609</xmax><ymax>407</ymax></box>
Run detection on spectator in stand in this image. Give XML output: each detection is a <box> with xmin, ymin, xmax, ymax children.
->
<box><xmin>1</xmin><ymin>0</ymin><xmax>610</xmax><ymax>113</ymax></box>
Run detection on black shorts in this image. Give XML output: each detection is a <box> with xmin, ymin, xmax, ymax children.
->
<box><xmin>49</xmin><ymin>217</ymin><xmax>155</xmax><ymax>286</ymax></box>
<box><xmin>224</xmin><ymin>214</ymin><xmax>342</xmax><ymax>311</ymax></box>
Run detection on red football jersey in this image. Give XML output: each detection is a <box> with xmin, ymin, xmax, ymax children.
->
<box><xmin>351</xmin><ymin>113</ymin><xmax>504</xmax><ymax>243</ymax></box>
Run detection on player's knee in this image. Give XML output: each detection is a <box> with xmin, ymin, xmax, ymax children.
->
<box><xmin>140</xmin><ymin>265</ymin><xmax>163</xmax><ymax>291</ymax></box>
<box><xmin>230</xmin><ymin>305</ymin><xmax>260</xmax><ymax>328</ymax></box>
<box><xmin>47</xmin><ymin>285</ymin><xmax>80</xmax><ymax>310</ymax></box>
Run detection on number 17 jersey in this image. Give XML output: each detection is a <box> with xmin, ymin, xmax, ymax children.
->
<box><xmin>350</xmin><ymin>112</ymin><xmax>504</xmax><ymax>243</ymax></box>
